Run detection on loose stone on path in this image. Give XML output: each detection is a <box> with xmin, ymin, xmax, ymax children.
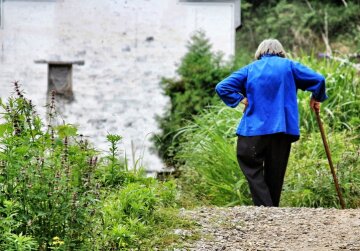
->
<box><xmin>178</xmin><ymin>206</ymin><xmax>360</xmax><ymax>250</ymax></box>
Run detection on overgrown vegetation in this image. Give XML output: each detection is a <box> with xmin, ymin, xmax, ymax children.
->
<box><xmin>283</xmin><ymin>130</ymin><xmax>360</xmax><ymax>208</ymax></box>
<box><xmin>152</xmin><ymin>31</ymin><xmax>234</xmax><ymax>168</ymax></box>
<box><xmin>154</xmin><ymin>1</ymin><xmax>359</xmax><ymax>209</ymax></box>
<box><xmin>177</xmin><ymin>106</ymin><xmax>360</xmax><ymax>208</ymax></box>
<box><xmin>175</xmin><ymin>54</ymin><xmax>360</xmax><ymax>208</ymax></box>
<box><xmin>0</xmin><ymin>84</ymin><xmax>193</xmax><ymax>250</ymax></box>
<box><xmin>1</xmin><ymin>1</ymin><xmax>359</xmax><ymax>249</ymax></box>
<box><xmin>176</xmin><ymin>106</ymin><xmax>251</xmax><ymax>207</ymax></box>
<box><xmin>294</xmin><ymin>54</ymin><xmax>360</xmax><ymax>132</ymax></box>
<box><xmin>237</xmin><ymin>0</ymin><xmax>360</xmax><ymax>61</ymax></box>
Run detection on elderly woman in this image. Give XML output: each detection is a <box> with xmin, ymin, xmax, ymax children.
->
<box><xmin>215</xmin><ymin>39</ymin><xmax>327</xmax><ymax>207</ymax></box>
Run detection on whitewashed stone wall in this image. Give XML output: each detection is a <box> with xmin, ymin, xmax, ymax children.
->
<box><xmin>0</xmin><ymin>0</ymin><xmax>238</xmax><ymax>172</ymax></box>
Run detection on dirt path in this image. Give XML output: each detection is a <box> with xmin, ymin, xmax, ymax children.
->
<box><xmin>177</xmin><ymin>206</ymin><xmax>360</xmax><ymax>251</ymax></box>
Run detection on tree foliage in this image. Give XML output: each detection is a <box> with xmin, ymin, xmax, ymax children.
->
<box><xmin>152</xmin><ymin>31</ymin><xmax>234</xmax><ymax>167</ymax></box>
<box><xmin>237</xmin><ymin>0</ymin><xmax>360</xmax><ymax>58</ymax></box>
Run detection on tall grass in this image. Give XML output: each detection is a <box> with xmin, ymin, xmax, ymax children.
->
<box><xmin>295</xmin><ymin>55</ymin><xmax>360</xmax><ymax>132</ymax></box>
<box><xmin>282</xmin><ymin>130</ymin><xmax>360</xmax><ymax>208</ymax></box>
<box><xmin>178</xmin><ymin>104</ymin><xmax>360</xmax><ymax>208</ymax></box>
<box><xmin>177</xmin><ymin>106</ymin><xmax>251</xmax><ymax>206</ymax></box>
<box><xmin>177</xmin><ymin>54</ymin><xmax>360</xmax><ymax>208</ymax></box>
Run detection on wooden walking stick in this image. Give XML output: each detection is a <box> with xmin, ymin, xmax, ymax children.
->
<box><xmin>315</xmin><ymin>110</ymin><xmax>346</xmax><ymax>209</ymax></box>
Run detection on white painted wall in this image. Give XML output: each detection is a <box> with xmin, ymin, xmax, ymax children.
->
<box><xmin>0</xmin><ymin>0</ymin><xmax>237</xmax><ymax>172</ymax></box>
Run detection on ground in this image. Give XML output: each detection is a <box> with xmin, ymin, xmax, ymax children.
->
<box><xmin>176</xmin><ymin>206</ymin><xmax>360</xmax><ymax>251</ymax></box>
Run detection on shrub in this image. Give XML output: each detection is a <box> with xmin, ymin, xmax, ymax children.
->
<box><xmin>94</xmin><ymin>180</ymin><xmax>178</xmax><ymax>250</ymax></box>
<box><xmin>0</xmin><ymin>83</ymin><xmax>184</xmax><ymax>250</ymax></box>
<box><xmin>0</xmin><ymin>200</ymin><xmax>39</xmax><ymax>251</ymax></box>
<box><xmin>152</xmin><ymin>31</ymin><xmax>234</xmax><ymax>167</ymax></box>
<box><xmin>0</xmin><ymin>86</ymin><xmax>99</xmax><ymax>249</ymax></box>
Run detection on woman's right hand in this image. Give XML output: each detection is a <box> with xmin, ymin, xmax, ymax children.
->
<box><xmin>241</xmin><ymin>98</ymin><xmax>248</xmax><ymax>112</ymax></box>
<box><xmin>310</xmin><ymin>97</ymin><xmax>321</xmax><ymax>113</ymax></box>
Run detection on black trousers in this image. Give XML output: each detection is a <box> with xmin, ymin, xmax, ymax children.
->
<box><xmin>236</xmin><ymin>134</ymin><xmax>292</xmax><ymax>207</ymax></box>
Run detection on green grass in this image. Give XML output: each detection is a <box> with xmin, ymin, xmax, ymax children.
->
<box><xmin>178</xmin><ymin>104</ymin><xmax>360</xmax><ymax>208</ymax></box>
<box><xmin>177</xmin><ymin>105</ymin><xmax>251</xmax><ymax>207</ymax></box>
<box><xmin>282</xmin><ymin>129</ymin><xmax>360</xmax><ymax>208</ymax></box>
<box><xmin>294</xmin><ymin>54</ymin><xmax>360</xmax><ymax>132</ymax></box>
<box><xmin>176</xmin><ymin>54</ymin><xmax>360</xmax><ymax>210</ymax></box>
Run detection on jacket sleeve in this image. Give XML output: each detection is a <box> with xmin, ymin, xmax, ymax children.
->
<box><xmin>291</xmin><ymin>61</ymin><xmax>328</xmax><ymax>102</ymax></box>
<box><xmin>215</xmin><ymin>66</ymin><xmax>247</xmax><ymax>108</ymax></box>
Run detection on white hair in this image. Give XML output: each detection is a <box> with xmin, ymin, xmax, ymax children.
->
<box><xmin>255</xmin><ymin>39</ymin><xmax>286</xmax><ymax>60</ymax></box>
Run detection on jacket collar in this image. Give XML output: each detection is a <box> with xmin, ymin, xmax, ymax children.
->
<box><xmin>260</xmin><ymin>54</ymin><xmax>279</xmax><ymax>59</ymax></box>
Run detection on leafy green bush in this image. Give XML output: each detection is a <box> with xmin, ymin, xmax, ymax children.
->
<box><xmin>96</xmin><ymin>180</ymin><xmax>177</xmax><ymax>250</ymax></box>
<box><xmin>0</xmin><ymin>87</ymin><xmax>99</xmax><ymax>249</ymax></box>
<box><xmin>0</xmin><ymin>200</ymin><xmax>38</xmax><ymax>251</ymax></box>
<box><xmin>152</xmin><ymin>31</ymin><xmax>234</xmax><ymax>167</ymax></box>
<box><xmin>0</xmin><ymin>84</ymin><xmax>185</xmax><ymax>250</ymax></box>
<box><xmin>282</xmin><ymin>130</ymin><xmax>360</xmax><ymax>208</ymax></box>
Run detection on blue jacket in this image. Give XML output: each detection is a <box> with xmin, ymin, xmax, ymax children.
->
<box><xmin>215</xmin><ymin>55</ymin><xmax>327</xmax><ymax>137</ymax></box>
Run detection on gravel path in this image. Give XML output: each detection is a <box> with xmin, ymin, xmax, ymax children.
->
<box><xmin>177</xmin><ymin>206</ymin><xmax>360</xmax><ymax>251</ymax></box>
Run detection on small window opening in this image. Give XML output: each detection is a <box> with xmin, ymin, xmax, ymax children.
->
<box><xmin>35</xmin><ymin>60</ymin><xmax>84</xmax><ymax>101</ymax></box>
<box><xmin>48</xmin><ymin>63</ymin><xmax>74</xmax><ymax>99</ymax></box>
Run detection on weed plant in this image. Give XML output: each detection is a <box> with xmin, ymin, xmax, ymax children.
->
<box><xmin>0</xmin><ymin>85</ymin><xmax>99</xmax><ymax>249</ymax></box>
<box><xmin>96</xmin><ymin>180</ymin><xmax>177</xmax><ymax>249</ymax></box>
<box><xmin>0</xmin><ymin>83</ymin><xmax>190</xmax><ymax>250</ymax></box>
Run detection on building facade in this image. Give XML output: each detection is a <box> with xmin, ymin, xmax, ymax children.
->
<box><xmin>0</xmin><ymin>0</ymin><xmax>240</xmax><ymax>172</ymax></box>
